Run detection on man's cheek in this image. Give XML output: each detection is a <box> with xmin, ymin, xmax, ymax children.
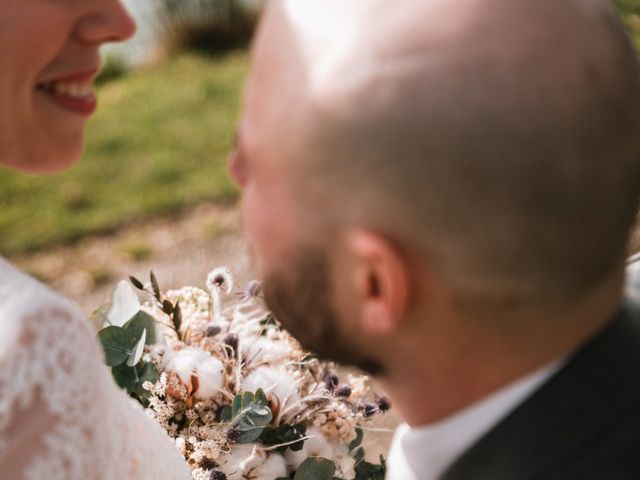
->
<box><xmin>243</xmin><ymin>191</ymin><xmax>280</xmax><ymax>273</ymax></box>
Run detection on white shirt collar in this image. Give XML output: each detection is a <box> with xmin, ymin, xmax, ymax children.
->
<box><xmin>386</xmin><ymin>361</ymin><xmax>562</xmax><ymax>480</ymax></box>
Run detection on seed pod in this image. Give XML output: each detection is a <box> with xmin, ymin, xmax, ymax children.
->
<box><xmin>325</xmin><ymin>373</ymin><xmax>339</xmax><ymax>391</ymax></box>
<box><xmin>205</xmin><ymin>325</ymin><xmax>222</xmax><ymax>337</ymax></box>
<box><xmin>334</xmin><ymin>384</ymin><xmax>352</xmax><ymax>398</ymax></box>
<box><xmin>209</xmin><ymin>469</ymin><xmax>227</xmax><ymax>480</ymax></box>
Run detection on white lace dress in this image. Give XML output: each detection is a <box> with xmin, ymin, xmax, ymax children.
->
<box><xmin>0</xmin><ymin>258</ymin><xmax>191</xmax><ymax>480</ymax></box>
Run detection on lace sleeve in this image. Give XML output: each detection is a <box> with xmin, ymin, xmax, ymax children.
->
<box><xmin>0</xmin><ymin>279</ymin><xmax>190</xmax><ymax>480</ymax></box>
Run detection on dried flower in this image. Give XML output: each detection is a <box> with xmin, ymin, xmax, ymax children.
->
<box><xmin>208</xmin><ymin>469</ymin><xmax>227</xmax><ymax>480</ymax></box>
<box><xmin>205</xmin><ymin>325</ymin><xmax>222</xmax><ymax>337</ymax></box>
<box><xmin>241</xmin><ymin>280</ymin><xmax>262</xmax><ymax>301</ymax></box>
<box><xmin>325</xmin><ymin>373</ymin><xmax>339</xmax><ymax>391</ymax></box>
<box><xmin>334</xmin><ymin>385</ymin><xmax>352</xmax><ymax>398</ymax></box>
<box><xmin>377</xmin><ymin>395</ymin><xmax>392</xmax><ymax>413</ymax></box>
<box><xmin>207</xmin><ymin>268</ymin><xmax>234</xmax><ymax>295</ymax></box>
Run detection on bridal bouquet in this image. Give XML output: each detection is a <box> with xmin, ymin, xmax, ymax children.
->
<box><xmin>95</xmin><ymin>268</ymin><xmax>389</xmax><ymax>480</ymax></box>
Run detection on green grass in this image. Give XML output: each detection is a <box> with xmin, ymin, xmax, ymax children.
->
<box><xmin>0</xmin><ymin>51</ymin><xmax>247</xmax><ymax>255</ymax></box>
<box><xmin>614</xmin><ymin>0</ymin><xmax>640</xmax><ymax>50</ymax></box>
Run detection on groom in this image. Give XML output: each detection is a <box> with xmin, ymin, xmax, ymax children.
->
<box><xmin>230</xmin><ymin>0</ymin><xmax>640</xmax><ymax>478</ymax></box>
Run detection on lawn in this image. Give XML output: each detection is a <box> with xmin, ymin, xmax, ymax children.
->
<box><xmin>0</xmin><ymin>51</ymin><xmax>248</xmax><ymax>255</ymax></box>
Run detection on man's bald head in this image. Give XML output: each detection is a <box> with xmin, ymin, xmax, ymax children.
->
<box><xmin>242</xmin><ymin>0</ymin><xmax>640</xmax><ymax>306</ymax></box>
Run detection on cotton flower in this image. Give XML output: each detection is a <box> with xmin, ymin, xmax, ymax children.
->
<box><xmin>242</xmin><ymin>338</ymin><xmax>292</xmax><ymax>366</ymax></box>
<box><xmin>218</xmin><ymin>445</ymin><xmax>286</xmax><ymax>480</ymax></box>
<box><xmin>164</xmin><ymin>347</ymin><xmax>224</xmax><ymax>400</ymax></box>
<box><xmin>242</xmin><ymin>366</ymin><xmax>299</xmax><ymax>405</ymax></box>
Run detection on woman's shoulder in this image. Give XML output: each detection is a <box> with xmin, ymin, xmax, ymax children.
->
<box><xmin>0</xmin><ymin>257</ymin><xmax>87</xmax><ymax>357</ymax></box>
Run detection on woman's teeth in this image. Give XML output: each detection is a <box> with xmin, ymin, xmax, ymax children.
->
<box><xmin>40</xmin><ymin>81</ymin><xmax>94</xmax><ymax>99</ymax></box>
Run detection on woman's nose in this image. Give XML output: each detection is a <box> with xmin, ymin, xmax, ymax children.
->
<box><xmin>74</xmin><ymin>0</ymin><xmax>137</xmax><ymax>45</ymax></box>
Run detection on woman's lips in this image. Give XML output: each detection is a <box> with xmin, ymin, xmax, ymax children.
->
<box><xmin>36</xmin><ymin>70</ymin><xmax>98</xmax><ymax>116</ymax></box>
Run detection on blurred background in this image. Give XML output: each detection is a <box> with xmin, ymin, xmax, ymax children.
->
<box><xmin>0</xmin><ymin>0</ymin><xmax>639</xmax><ymax>313</ymax></box>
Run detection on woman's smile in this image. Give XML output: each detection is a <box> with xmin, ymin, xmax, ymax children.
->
<box><xmin>36</xmin><ymin>68</ymin><xmax>99</xmax><ymax>116</ymax></box>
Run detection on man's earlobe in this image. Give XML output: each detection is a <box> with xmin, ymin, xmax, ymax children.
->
<box><xmin>348</xmin><ymin>231</ymin><xmax>411</xmax><ymax>335</ymax></box>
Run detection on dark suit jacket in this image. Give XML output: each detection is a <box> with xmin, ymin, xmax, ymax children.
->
<box><xmin>441</xmin><ymin>300</ymin><xmax>640</xmax><ymax>480</ymax></box>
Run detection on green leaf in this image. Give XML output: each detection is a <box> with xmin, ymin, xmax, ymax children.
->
<box><xmin>260</xmin><ymin>423</ymin><xmax>307</xmax><ymax>453</ymax></box>
<box><xmin>254</xmin><ymin>388</ymin><xmax>268</xmax><ymax>406</ymax></box>
<box><xmin>294</xmin><ymin>458</ymin><xmax>336</xmax><ymax>480</ymax></box>
<box><xmin>123</xmin><ymin>310</ymin><xmax>158</xmax><ymax>345</ymax></box>
<box><xmin>162</xmin><ymin>300</ymin><xmax>174</xmax><ymax>315</ymax></box>
<box><xmin>353</xmin><ymin>447</ymin><xmax>365</xmax><ymax>463</ymax></box>
<box><xmin>354</xmin><ymin>456</ymin><xmax>386</xmax><ymax>480</ymax></box>
<box><xmin>349</xmin><ymin>427</ymin><xmax>364</xmax><ymax>452</ymax></box>
<box><xmin>129</xmin><ymin>275</ymin><xmax>145</xmax><ymax>290</ymax></box>
<box><xmin>150</xmin><ymin>271</ymin><xmax>161</xmax><ymax>301</ymax></box>
<box><xmin>219</xmin><ymin>405</ymin><xmax>232</xmax><ymax>422</ymax></box>
<box><xmin>234</xmin><ymin>401</ymin><xmax>273</xmax><ymax>444</ymax></box>
<box><xmin>232</xmin><ymin>394</ymin><xmax>242</xmax><ymax>417</ymax></box>
<box><xmin>112</xmin><ymin>361</ymin><xmax>159</xmax><ymax>402</ymax></box>
<box><xmin>127</xmin><ymin>329</ymin><xmax>146</xmax><ymax>367</ymax></box>
<box><xmin>98</xmin><ymin>326</ymin><xmax>137</xmax><ymax>366</ymax></box>
<box><xmin>241</xmin><ymin>391</ymin><xmax>255</xmax><ymax>409</ymax></box>
<box><xmin>172</xmin><ymin>302</ymin><xmax>182</xmax><ymax>333</ymax></box>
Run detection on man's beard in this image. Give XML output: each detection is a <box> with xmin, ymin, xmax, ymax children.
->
<box><xmin>262</xmin><ymin>246</ymin><xmax>384</xmax><ymax>375</ymax></box>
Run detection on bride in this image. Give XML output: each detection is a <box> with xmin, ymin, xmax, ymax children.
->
<box><xmin>0</xmin><ymin>1</ymin><xmax>190</xmax><ymax>479</ymax></box>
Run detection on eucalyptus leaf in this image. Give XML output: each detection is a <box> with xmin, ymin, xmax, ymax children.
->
<box><xmin>254</xmin><ymin>388</ymin><xmax>268</xmax><ymax>406</ymax></box>
<box><xmin>106</xmin><ymin>280</ymin><xmax>141</xmax><ymax>327</ymax></box>
<box><xmin>98</xmin><ymin>326</ymin><xmax>137</xmax><ymax>366</ymax></box>
<box><xmin>235</xmin><ymin>424</ymin><xmax>266</xmax><ymax>444</ymax></box>
<box><xmin>233</xmin><ymin>401</ymin><xmax>273</xmax><ymax>444</ymax></box>
<box><xmin>113</xmin><ymin>361</ymin><xmax>159</xmax><ymax>401</ymax></box>
<box><xmin>232</xmin><ymin>394</ymin><xmax>242</xmax><ymax>417</ymax></box>
<box><xmin>127</xmin><ymin>329</ymin><xmax>146</xmax><ymax>367</ymax></box>
<box><xmin>220</xmin><ymin>405</ymin><xmax>232</xmax><ymax>422</ymax></box>
<box><xmin>294</xmin><ymin>457</ymin><xmax>336</xmax><ymax>480</ymax></box>
<box><xmin>354</xmin><ymin>456</ymin><xmax>386</xmax><ymax>480</ymax></box>
<box><xmin>242</xmin><ymin>391</ymin><xmax>255</xmax><ymax>409</ymax></box>
<box><xmin>124</xmin><ymin>310</ymin><xmax>158</xmax><ymax>345</ymax></box>
<box><xmin>349</xmin><ymin>427</ymin><xmax>364</xmax><ymax>451</ymax></box>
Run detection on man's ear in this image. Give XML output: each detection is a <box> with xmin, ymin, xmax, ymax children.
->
<box><xmin>346</xmin><ymin>231</ymin><xmax>412</xmax><ymax>335</ymax></box>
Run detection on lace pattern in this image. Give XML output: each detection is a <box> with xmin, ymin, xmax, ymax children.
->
<box><xmin>0</xmin><ymin>258</ymin><xmax>190</xmax><ymax>480</ymax></box>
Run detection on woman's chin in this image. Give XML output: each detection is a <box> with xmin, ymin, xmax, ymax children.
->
<box><xmin>0</xmin><ymin>139</ymin><xmax>84</xmax><ymax>174</ymax></box>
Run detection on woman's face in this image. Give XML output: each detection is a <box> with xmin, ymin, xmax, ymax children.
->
<box><xmin>0</xmin><ymin>0</ymin><xmax>135</xmax><ymax>173</ymax></box>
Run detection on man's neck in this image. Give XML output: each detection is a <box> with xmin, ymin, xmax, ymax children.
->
<box><xmin>379</xmin><ymin>278</ymin><xmax>624</xmax><ymax>427</ymax></box>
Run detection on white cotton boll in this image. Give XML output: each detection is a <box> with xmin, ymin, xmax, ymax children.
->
<box><xmin>163</xmin><ymin>347</ymin><xmax>224</xmax><ymax>399</ymax></box>
<box><xmin>251</xmin><ymin>453</ymin><xmax>288</xmax><ymax>480</ymax></box>
<box><xmin>194</xmin><ymin>356</ymin><xmax>224</xmax><ymax>399</ymax></box>
<box><xmin>304</xmin><ymin>427</ymin><xmax>336</xmax><ymax>458</ymax></box>
<box><xmin>242</xmin><ymin>366</ymin><xmax>300</xmax><ymax>405</ymax></box>
<box><xmin>242</xmin><ymin>338</ymin><xmax>292</xmax><ymax>366</ymax></box>
<box><xmin>163</xmin><ymin>348</ymin><xmax>204</xmax><ymax>385</ymax></box>
<box><xmin>283</xmin><ymin>441</ymin><xmax>309</xmax><ymax>471</ymax></box>
<box><xmin>334</xmin><ymin>443</ymin><xmax>357</xmax><ymax>480</ymax></box>
<box><xmin>106</xmin><ymin>280</ymin><xmax>141</xmax><ymax>327</ymax></box>
<box><xmin>219</xmin><ymin>444</ymin><xmax>267</xmax><ymax>480</ymax></box>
